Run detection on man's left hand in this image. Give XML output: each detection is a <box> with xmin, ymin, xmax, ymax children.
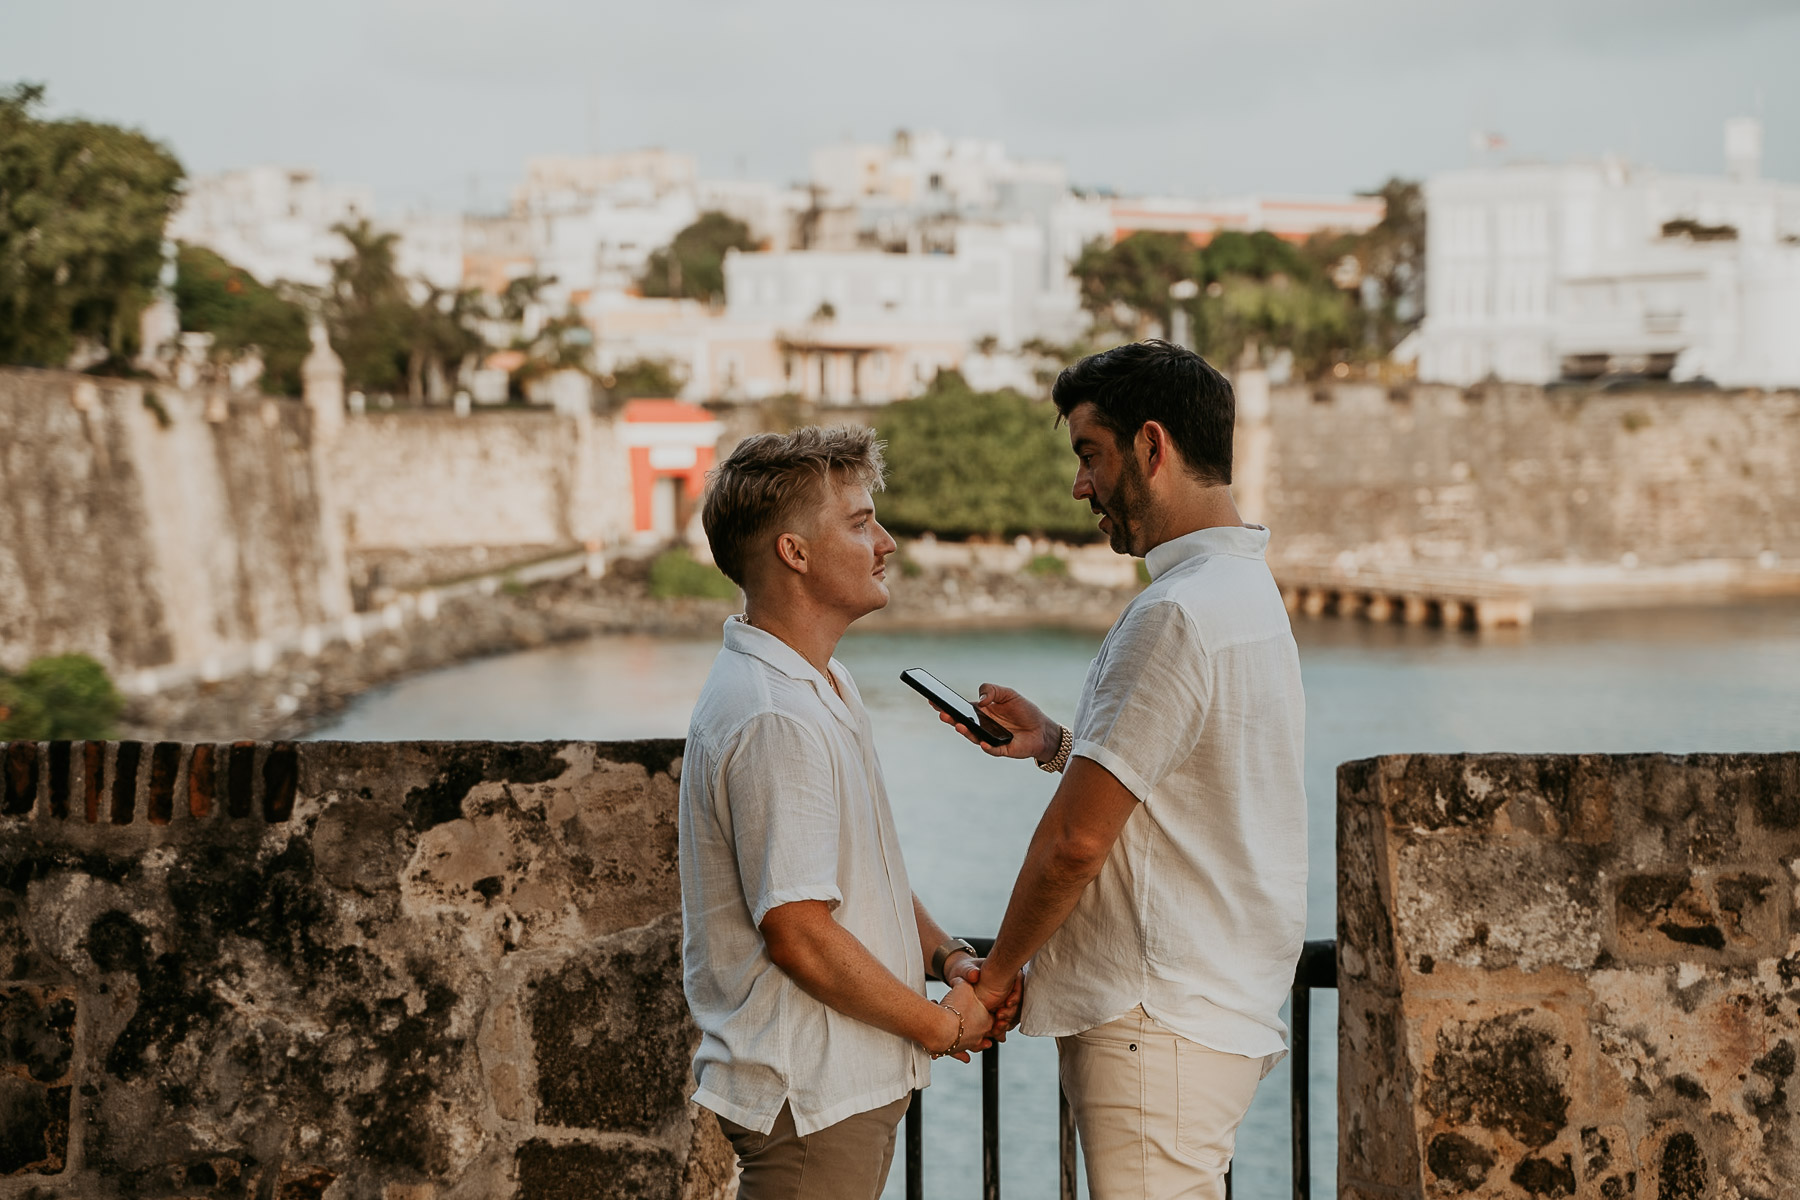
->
<box><xmin>946</xmin><ymin>955</ymin><xmax>1024</xmax><ymax>1042</ymax></box>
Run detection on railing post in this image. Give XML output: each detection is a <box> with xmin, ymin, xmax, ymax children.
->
<box><xmin>983</xmin><ymin>1042</ymin><xmax>1001</xmax><ymax>1199</ymax></box>
<box><xmin>905</xmin><ymin>1088</ymin><xmax>923</xmax><ymax>1200</ymax></box>
<box><xmin>1291</xmin><ymin>983</ymin><xmax>1311</xmax><ymax>1200</ymax></box>
<box><xmin>1059</xmin><ymin>1082</ymin><xmax>1077</xmax><ymax>1200</ymax></box>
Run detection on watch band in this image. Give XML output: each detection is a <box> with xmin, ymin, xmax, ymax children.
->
<box><xmin>1038</xmin><ymin>725</ymin><xmax>1073</xmax><ymax>774</ymax></box>
<box><xmin>931</xmin><ymin>937</ymin><xmax>976</xmax><ymax>981</ymax></box>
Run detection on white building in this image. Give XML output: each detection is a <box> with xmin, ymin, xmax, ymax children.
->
<box><xmin>172</xmin><ymin>167</ymin><xmax>466</xmax><ymax>291</ymax></box>
<box><xmin>582</xmin><ymin>221</ymin><xmax>1084</xmax><ymax>407</ymax></box>
<box><xmin>724</xmin><ymin>224</ymin><xmax>1079</xmax><ymax>346</ymax></box>
<box><xmin>170</xmin><ymin>166</ymin><xmax>376</xmax><ymax>287</ymax></box>
<box><xmin>497</xmin><ymin>152</ymin><xmax>803</xmax><ymax>301</ymax></box>
<box><xmin>1413</xmin><ymin>119</ymin><xmax>1800</xmax><ymax>388</ymax></box>
<box><xmin>1108</xmin><ymin>193</ymin><xmax>1386</xmax><ymax>243</ymax></box>
<box><xmin>810</xmin><ymin>130</ymin><xmax>1067</xmax><ymax>216</ymax></box>
<box><xmin>391</xmin><ymin>212</ymin><xmax>467</xmax><ymax>291</ymax></box>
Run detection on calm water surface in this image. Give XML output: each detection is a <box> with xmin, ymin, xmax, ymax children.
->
<box><xmin>311</xmin><ymin>602</ymin><xmax>1800</xmax><ymax>1199</ymax></box>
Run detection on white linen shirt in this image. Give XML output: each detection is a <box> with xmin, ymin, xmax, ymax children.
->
<box><xmin>1020</xmin><ymin>525</ymin><xmax>1308</xmax><ymax>1059</ymax></box>
<box><xmin>679</xmin><ymin>616</ymin><xmax>929</xmax><ymax>1136</ymax></box>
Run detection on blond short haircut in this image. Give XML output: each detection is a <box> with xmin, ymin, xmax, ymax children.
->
<box><xmin>701</xmin><ymin>426</ymin><xmax>886</xmax><ymax>587</ymax></box>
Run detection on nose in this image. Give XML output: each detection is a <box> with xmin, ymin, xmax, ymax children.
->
<box><xmin>1072</xmin><ymin>469</ymin><xmax>1094</xmax><ymax>503</ymax></box>
<box><xmin>874</xmin><ymin>520</ymin><xmax>898</xmax><ymax>559</ymax></box>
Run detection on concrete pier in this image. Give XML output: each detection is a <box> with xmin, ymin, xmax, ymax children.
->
<box><xmin>1278</xmin><ymin>566</ymin><xmax>1535</xmax><ymax>629</ymax></box>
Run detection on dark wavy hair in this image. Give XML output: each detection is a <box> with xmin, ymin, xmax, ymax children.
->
<box><xmin>1050</xmin><ymin>339</ymin><xmax>1235</xmax><ymax>485</ymax></box>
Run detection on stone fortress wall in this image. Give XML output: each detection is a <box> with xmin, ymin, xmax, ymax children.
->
<box><xmin>1246</xmin><ymin>380</ymin><xmax>1800</xmax><ymax>586</ymax></box>
<box><xmin>0</xmin><ymin>736</ymin><xmax>731</xmax><ymax>1199</ymax></box>
<box><xmin>0</xmin><ymin>369</ymin><xmax>635</xmax><ymax>684</ymax></box>
<box><xmin>326</xmin><ymin>408</ymin><xmax>632</xmax><ymax>595</ymax></box>
<box><xmin>3</xmin><ymin>364</ymin><xmax>1798</xmax><ymax>686</ymax></box>
<box><xmin>0</xmin><ymin>370</ymin><xmax>348</xmax><ymax>678</ymax></box>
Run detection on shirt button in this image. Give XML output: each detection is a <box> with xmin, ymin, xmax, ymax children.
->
<box><xmin>1128</xmin><ymin>1043</ymin><xmax>1137</xmax><ymax>1052</ymax></box>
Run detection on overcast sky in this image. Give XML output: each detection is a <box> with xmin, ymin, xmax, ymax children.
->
<box><xmin>6</xmin><ymin>0</ymin><xmax>1797</xmax><ymax>214</ymax></box>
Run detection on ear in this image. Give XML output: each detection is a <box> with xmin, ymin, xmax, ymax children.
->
<box><xmin>774</xmin><ymin>530</ymin><xmax>810</xmax><ymax>575</ymax></box>
<box><xmin>1137</xmin><ymin>421</ymin><xmax>1174</xmax><ymax>479</ymax></box>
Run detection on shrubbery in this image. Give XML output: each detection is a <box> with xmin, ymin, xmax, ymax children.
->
<box><xmin>0</xmin><ymin>654</ymin><xmax>122</xmax><ymax>740</ymax></box>
<box><xmin>874</xmin><ymin>373</ymin><xmax>1093</xmax><ymax>541</ymax></box>
<box><xmin>649</xmin><ymin>547</ymin><xmax>740</xmax><ymax>600</ymax></box>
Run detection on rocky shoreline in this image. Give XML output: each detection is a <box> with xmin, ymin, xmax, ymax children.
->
<box><xmin>120</xmin><ymin>555</ymin><xmax>1140</xmax><ymax>742</ymax></box>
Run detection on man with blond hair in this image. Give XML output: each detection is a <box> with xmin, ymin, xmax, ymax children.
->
<box><xmin>679</xmin><ymin>425</ymin><xmax>1008</xmax><ymax>1200</ymax></box>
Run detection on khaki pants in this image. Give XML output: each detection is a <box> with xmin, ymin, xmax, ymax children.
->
<box><xmin>1059</xmin><ymin>1006</ymin><xmax>1275</xmax><ymax>1200</ymax></box>
<box><xmin>716</xmin><ymin>1095</ymin><xmax>910</xmax><ymax>1200</ymax></box>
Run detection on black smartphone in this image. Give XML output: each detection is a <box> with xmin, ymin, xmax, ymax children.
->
<box><xmin>900</xmin><ymin>668</ymin><xmax>1014</xmax><ymax>747</ymax></box>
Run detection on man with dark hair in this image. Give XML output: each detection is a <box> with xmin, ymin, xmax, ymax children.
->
<box><xmin>939</xmin><ymin>341</ymin><xmax>1307</xmax><ymax>1198</ymax></box>
<box><xmin>682</xmin><ymin>426</ymin><xmax>1010</xmax><ymax>1200</ymax></box>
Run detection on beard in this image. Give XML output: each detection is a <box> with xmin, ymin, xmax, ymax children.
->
<box><xmin>1095</xmin><ymin>452</ymin><xmax>1152</xmax><ymax>556</ymax></box>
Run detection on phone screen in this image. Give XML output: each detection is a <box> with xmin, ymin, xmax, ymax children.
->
<box><xmin>900</xmin><ymin>668</ymin><xmax>1013</xmax><ymax>746</ymax></box>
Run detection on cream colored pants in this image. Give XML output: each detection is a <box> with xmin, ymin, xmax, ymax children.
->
<box><xmin>1059</xmin><ymin>1006</ymin><xmax>1276</xmax><ymax>1200</ymax></box>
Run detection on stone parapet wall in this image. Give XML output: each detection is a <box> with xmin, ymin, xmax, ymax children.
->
<box><xmin>0</xmin><ymin>738</ymin><xmax>730</xmax><ymax>1200</ymax></box>
<box><xmin>0</xmin><ymin>370</ymin><xmax>349</xmax><ymax>676</ymax></box>
<box><xmin>1254</xmin><ymin>383</ymin><xmax>1800</xmax><ymax>571</ymax></box>
<box><xmin>1339</xmin><ymin>752</ymin><xmax>1800</xmax><ymax>1198</ymax></box>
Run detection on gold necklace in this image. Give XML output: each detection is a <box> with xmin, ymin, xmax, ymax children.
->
<box><xmin>743</xmin><ymin>614</ymin><xmax>841</xmax><ymax>695</ymax></box>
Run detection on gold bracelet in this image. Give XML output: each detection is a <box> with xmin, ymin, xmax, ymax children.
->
<box><xmin>1037</xmin><ymin>725</ymin><xmax>1073</xmax><ymax>774</ymax></box>
<box><xmin>932</xmin><ymin>998</ymin><xmax>966</xmax><ymax>1059</ymax></box>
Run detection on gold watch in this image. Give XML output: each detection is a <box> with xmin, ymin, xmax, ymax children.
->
<box><xmin>1038</xmin><ymin>725</ymin><xmax>1073</xmax><ymax>773</ymax></box>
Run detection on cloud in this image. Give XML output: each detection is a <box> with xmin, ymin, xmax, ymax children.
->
<box><xmin>3</xmin><ymin>0</ymin><xmax>1795</xmax><ymax>208</ymax></box>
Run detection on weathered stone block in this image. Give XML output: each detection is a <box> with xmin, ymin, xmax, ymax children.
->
<box><xmin>531</xmin><ymin>913</ymin><xmax>694</xmax><ymax>1134</ymax></box>
<box><xmin>0</xmin><ymin>739</ymin><xmax>724</xmax><ymax>1199</ymax></box>
<box><xmin>515</xmin><ymin>1139</ymin><xmax>681</xmax><ymax>1200</ymax></box>
<box><xmin>3</xmin><ymin>742</ymin><xmax>39</xmax><ymax>817</ymax></box>
<box><xmin>0</xmin><ymin>985</ymin><xmax>74</xmax><ymax>1177</ymax></box>
<box><xmin>0</xmin><ymin>1077</ymin><xmax>70</xmax><ymax>1174</ymax></box>
<box><xmin>0</xmin><ymin>893</ymin><xmax>52</xmax><ymax>983</ymax></box>
<box><xmin>1341</xmin><ymin>752</ymin><xmax>1800</xmax><ymax>1198</ymax></box>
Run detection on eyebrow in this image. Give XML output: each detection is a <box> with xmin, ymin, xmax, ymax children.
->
<box><xmin>849</xmin><ymin>505</ymin><xmax>875</xmax><ymax>520</ymax></box>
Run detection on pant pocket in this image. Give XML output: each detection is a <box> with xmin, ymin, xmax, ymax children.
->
<box><xmin>1173</xmin><ymin>1040</ymin><xmax>1260</xmax><ymax>1167</ymax></box>
<box><xmin>716</xmin><ymin>1114</ymin><xmax>768</xmax><ymax>1159</ymax></box>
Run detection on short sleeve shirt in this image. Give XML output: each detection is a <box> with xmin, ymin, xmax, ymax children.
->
<box><xmin>679</xmin><ymin>617</ymin><xmax>929</xmax><ymax>1136</ymax></box>
<box><xmin>1020</xmin><ymin>525</ymin><xmax>1308</xmax><ymax>1058</ymax></box>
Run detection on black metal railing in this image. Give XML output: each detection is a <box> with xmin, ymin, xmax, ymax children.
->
<box><xmin>904</xmin><ymin>938</ymin><xmax>1337</xmax><ymax>1200</ymax></box>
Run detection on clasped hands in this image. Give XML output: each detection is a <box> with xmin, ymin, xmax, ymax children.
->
<box><xmin>932</xmin><ymin>954</ymin><xmax>1024</xmax><ymax>1063</ymax></box>
<box><xmin>927</xmin><ymin>681</ymin><xmax>1047</xmax><ymax>1062</ymax></box>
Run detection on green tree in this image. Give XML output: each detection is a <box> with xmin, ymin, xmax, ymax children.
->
<box><xmin>640</xmin><ymin>211</ymin><xmax>758</xmax><ymax>304</ymax></box>
<box><xmin>324</xmin><ymin>219</ymin><xmax>485</xmax><ymax>400</ymax></box>
<box><xmin>1349</xmin><ymin>177</ymin><xmax>1426</xmax><ymax>352</ymax></box>
<box><xmin>324</xmin><ymin>218</ymin><xmax>410</xmax><ymax>393</ymax></box>
<box><xmin>404</xmin><ymin>283</ymin><xmax>487</xmax><ymax>402</ymax></box>
<box><xmin>1070</xmin><ymin>231</ymin><xmax>1200</xmax><ymax>338</ymax></box>
<box><xmin>0</xmin><ymin>654</ymin><xmax>122</xmax><ymax>740</ymax></box>
<box><xmin>0</xmin><ymin>83</ymin><xmax>185</xmax><ymax>369</ymax></box>
<box><xmin>173</xmin><ymin>242</ymin><xmax>311</xmax><ymax>395</ymax></box>
<box><xmin>603</xmin><ymin>357</ymin><xmax>685</xmax><ymax>402</ymax></box>
<box><xmin>1193</xmin><ymin>273</ymin><xmax>1357</xmax><ymax>378</ymax></box>
<box><xmin>874</xmin><ymin>372</ymin><xmax>1094</xmax><ymax>540</ymax></box>
<box><xmin>1070</xmin><ymin>227</ymin><xmax>1362</xmax><ymax>376</ymax></box>
<box><xmin>1199</xmin><ymin>230</ymin><xmax>1321</xmax><ymax>286</ymax></box>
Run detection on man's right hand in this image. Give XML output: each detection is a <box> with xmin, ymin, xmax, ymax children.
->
<box><xmin>937</xmin><ymin>683</ymin><xmax>1059</xmax><ymax>763</ymax></box>
<box><xmin>935</xmin><ymin>979</ymin><xmax>995</xmax><ymax>1060</ymax></box>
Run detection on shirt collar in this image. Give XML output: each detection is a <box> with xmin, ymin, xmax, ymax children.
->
<box><xmin>723</xmin><ymin>615</ymin><xmax>858</xmax><ymax>725</ymax></box>
<box><xmin>1142</xmin><ymin>524</ymin><xmax>1271</xmax><ymax>581</ymax></box>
